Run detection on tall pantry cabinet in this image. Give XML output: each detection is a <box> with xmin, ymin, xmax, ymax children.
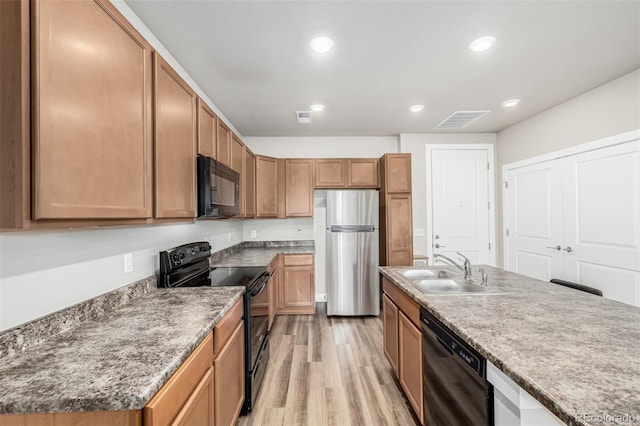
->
<box><xmin>379</xmin><ymin>154</ymin><xmax>414</xmax><ymax>266</ymax></box>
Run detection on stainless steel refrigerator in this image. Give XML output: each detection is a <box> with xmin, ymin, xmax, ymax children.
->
<box><xmin>326</xmin><ymin>190</ymin><xmax>379</xmax><ymax>316</ymax></box>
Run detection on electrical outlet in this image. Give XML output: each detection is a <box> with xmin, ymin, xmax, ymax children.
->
<box><xmin>250</xmin><ymin>230</ymin><xmax>257</xmax><ymax>238</ymax></box>
<box><xmin>123</xmin><ymin>253</ymin><xmax>133</xmax><ymax>274</ymax></box>
<box><xmin>297</xmin><ymin>228</ymin><xmax>302</xmax><ymax>237</ymax></box>
<box><xmin>227</xmin><ymin>233</ymin><xmax>232</xmax><ymax>242</ymax></box>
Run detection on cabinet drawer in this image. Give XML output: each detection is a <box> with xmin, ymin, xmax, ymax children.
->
<box><xmin>283</xmin><ymin>254</ymin><xmax>314</xmax><ymax>266</ymax></box>
<box><xmin>213</xmin><ymin>298</ymin><xmax>244</xmax><ymax>356</ymax></box>
<box><xmin>144</xmin><ymin>332</ymin><xmax>214</xmax><ymax>425</ymax></box>
<box><xmin>382</xmin><ymin>277</ymin><xmax>420</xmax><ymax>328</ymax></box>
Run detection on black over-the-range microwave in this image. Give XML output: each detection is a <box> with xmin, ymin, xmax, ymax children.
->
<box><xmin>197</xmin><ymin>155</ymin><xmax>240</xmax><ymax>218</ymax></box>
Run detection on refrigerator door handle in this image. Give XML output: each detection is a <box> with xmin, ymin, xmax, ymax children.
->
<box><xmin>329</xmin><ymin>225</ymin><xmax>376</xmax><ymax>233</ymax></box>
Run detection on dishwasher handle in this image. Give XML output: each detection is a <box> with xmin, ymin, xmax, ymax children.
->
<box><xmin>421</xmin><ymin>309</ymin><xmax>484</xmax><ymax>378</ymax></box>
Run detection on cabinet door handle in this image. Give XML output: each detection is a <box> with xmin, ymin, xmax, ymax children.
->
<box><xmin>546</xmin><ymin>245</ymin><xmax>561</xmax><ymax>251</ymax></box>
<box><xmin>434</xmin><ymin>243</ymin><xmax>446</xmax><ymax>249</ymax></box>
<box><xmin>563</xmin><ymin>246</ymin><xmax>574</xmax><ymax>253</ymax></box>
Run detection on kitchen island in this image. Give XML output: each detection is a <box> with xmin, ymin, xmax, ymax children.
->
<box><xmin>380</xmin><ymin>265</ymin><xmax>640</xmax><ymax>426</ymax></box>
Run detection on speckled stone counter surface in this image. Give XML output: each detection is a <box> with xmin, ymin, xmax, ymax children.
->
<box><xmin>380</xmin><ymin>265</ymin><xmax>640</xmax><ymax>426</ymax></box>
<box><xmin>210</xmin><ymin>240</ymin><xmax>315</xmax><ymax>268</ymax></box>
<box><xmin>0</xmin><ymin>285</ymin><xmax>244</xmax><ymax>414</ymax></box>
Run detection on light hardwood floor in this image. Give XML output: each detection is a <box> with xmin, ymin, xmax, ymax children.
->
<box><xmin>238</xmin><ymin>304</ymin><xmax>419</xmax><ymax>426</ymax></box>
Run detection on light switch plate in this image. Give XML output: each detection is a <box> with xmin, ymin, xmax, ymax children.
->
<box><xmin>250</xmin><ymin>230</ymin><xmax>257</xmax><ymax>238</ymax></box>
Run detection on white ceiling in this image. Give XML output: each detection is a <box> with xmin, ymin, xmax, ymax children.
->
<box><xmin>125</xmin><ymin>0</ymin><xmax>640</xmax><ymax>137</ymax></box>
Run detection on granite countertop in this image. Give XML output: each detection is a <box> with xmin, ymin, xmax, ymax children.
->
<box><xmin>379</xmin><ymin>265</ymin><xmax>640</xmax><ymax>426</ymax></box>
<box><xmin>210</xmin><ymin>242</ymin><xmax>315</xmax><ymax>268</ymax></box>
<box><xmin>0</xmin><ymin>286</ymin><xmax>244</xmax><ymax>414</ymax></box>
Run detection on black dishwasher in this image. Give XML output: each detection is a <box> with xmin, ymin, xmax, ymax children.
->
<box><xmin>421</xmin><ymin>308</ymin><xmax>493</xmax><ymax>425</ymax></box>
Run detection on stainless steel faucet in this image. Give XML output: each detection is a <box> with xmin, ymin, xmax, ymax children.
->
<box><xmin>433</xmin><ymin>252</ymin><xmax>472</xmax><ymax>280</ymax></box>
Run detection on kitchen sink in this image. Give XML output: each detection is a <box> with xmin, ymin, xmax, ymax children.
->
<box><xmin>412</xmin><ymin>278</ymin><xmax>508</xmax><ymax>295</ymax></box>
<box><xmin>414</xmin><ymin>278</ymin><xmax>487</xmax><ymax>294</ymax></box>
<box><xmin>396</xmin><ymin>268</ymin><xmax>458</xmax><ymax>280</ymax></box>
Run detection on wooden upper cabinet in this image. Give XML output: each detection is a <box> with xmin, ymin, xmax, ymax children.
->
<box><xmin>315</xmin><ymin>159</ymin><xmax>347</xmax><ymax>188</ymax></box>
<box><xmin>31</xmin><ymin>0</ymin><xmax>152</xmax><ymax>219</ymax></box>
<box><xmin>231</xmin><ymin>135</ymin><xmax>244</xmax><ymax>216</ymax></box>
<box><xmin>231</xmin><ymin>135</ymin><xmax>244</xmax><ymax>173</ymax></box>
<box><xmin>153</xmin><ymin>53</ymin><xmax>197</xmax><ymax>219</ymax></box>
<box><xmin>381</xmin><ymin>153</ymin><xmax>412</xmax><ymax>194</ymax></box>
<box><xmin>217</xmin><ymin>121</ymin><xmax>232</xmax><ymax>167</ymax></box>
<box><xmin>285</xmin><ymin>159</ymin><xmax>314</xmax><ymax>217</ymax></box>
<box><xmin>197</xmin><ymin>99</ymin><xmax>216</xmax><ymax>159</ymax></box>
<box><xmin>255</xmin><ymin>155</ymin><xmax>278</xmax><ymax>217</ymax></box>
<box><xmin>314</xmin><ymin>158</ymin><xmax>379</xmax><ymax>188</ymax></box>
<box><xmin>244</xmin><ymin>148</ymin><xmax>256</xmax><ymax>218</ymax></box>
<box><xmin>348</xmin><ymin>159</ymin><xmax>379</xmax><ymax>187</ymax></box>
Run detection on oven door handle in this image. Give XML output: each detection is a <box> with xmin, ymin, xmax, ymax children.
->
<box><xmin>250</xmin><ymin>276</ymin><xmax>269</xmax><ymax>297</ymax></box>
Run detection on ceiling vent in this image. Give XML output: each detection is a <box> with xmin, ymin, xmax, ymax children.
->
<box><xmin>296</xmin><ymin>111</ymin><xmax>312</xmax><ymax>124</ymax></box>
<box><xmin>435</xmin><ymin>110</ymin><xmax>490</xmax><ymax>129</ymax></box>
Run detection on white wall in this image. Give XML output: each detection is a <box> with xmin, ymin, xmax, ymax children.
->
<box><xmin>498</xmin><ymin>69</ymin><xmax>640</xmax><ymax>166</ymax></box>
<box><xmin>243</xmin><ymin>136</ymin><xmax>398</xmax><ymax>158</ymax></box>
<box><xmin>0</xmin><ymin>221</ymin><xmax>242</xmax><ymax>331</ymax></box>
<box><xmin>399</xmin><ymin>133</ymin><xmax>498</xmax><ymax>258</ymax></box>
<box><xmin>496</xmin><ymin>69</ymin><xmax>640</xmax><ymax>265</ymax></box>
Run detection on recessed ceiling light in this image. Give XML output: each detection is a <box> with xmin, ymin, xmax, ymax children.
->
<box><xmin>469</xmin><ymin>36</ymin><xmax>496</xmax><ymax>52</ymax></box>
<box><xmin>310</xmin><ymin>104</ymin><xmax>325</xmax><ymax>112</ymax></box>
<box><xmin>502</xmin><ymin>99</ymin><xmax>521</xmax><ymax>108</ymax></box>
<box><xmin>310</xmin><ymin>36</ymin><xmax>334</xmax><ymax>53</ymax></box>
<box><xmin>409</xmin><ymin>105</ymin><xmax>424</xmax><ymax>113</ymax></box>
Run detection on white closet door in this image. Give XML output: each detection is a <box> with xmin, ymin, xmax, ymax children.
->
<box><xmin>562</xmin><ymin>141</ymin><xmax>640</xmax><ymax>305</ymax></box>
<box><xmin>505</xmin><ymin>161</ymin><xmax>564</xmax><ymax>282</ymax></box>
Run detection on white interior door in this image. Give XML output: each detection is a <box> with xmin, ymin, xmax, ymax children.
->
<box><xmin>562</xmin><ymin>141</ymin><xmax>640</xmax><ymax>305</ymax></box>
<box><xmin>431</xmin><ymin>149</ymin><xmax>492</xmax><ymax>265</ymax></box>
<box><xmin>505</xmin><ymin>161</ymin><xmax>564</xmax><ymax>282</ymax></box>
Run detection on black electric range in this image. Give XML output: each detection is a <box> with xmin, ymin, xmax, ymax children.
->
<box><xmin>158</xmin><ymin>242</ymin><xmax>271</xmax><ymax>414</ymax></box>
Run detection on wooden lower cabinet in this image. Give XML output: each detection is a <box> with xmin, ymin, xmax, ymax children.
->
<box><xmin>144</xmin><ymin>333</ymin><xmax>214</xmax><ymax>425</ymax></box>
<box><xmin>0</xmin><ymin>411</ymin><xmax>141</xmax><ymax>426</ymax></box>
<box><xmin>278</xmin><ymin>254</ymin><xmax>315</xmax><ymax>314</ymax></box>
<box><xmin>214</xmin><ymin>321</ymin><xmax>245</xmax><ymax>426</ymax></box>
<box><xmin>382</xmin><ymin>293</ymin><xmax>399</xmax><ymax>375</ymax></box>
<box><xmin>399</xmin><ymin>311</ymin><xmax>424</xmax><ymax>422</ymax></box>
<box><xmin>172</xmin><ymin>367</ymin><xmax>214</xmax><ymax>426</ymax></box>
<box><xmin>382</xmin><ymin>277</ymin><xmax>424</xmax><ymax>424</ymax></box>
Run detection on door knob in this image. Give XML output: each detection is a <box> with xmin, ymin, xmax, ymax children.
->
<box><xmin>434</xmin><ymin>243</ymin><xmax>446</xmax><ymax>249</ymax></box>
<box><xmin>546</xmin><ymin>245</ymin><xmax>561</xmax><ymax>251</ymax></box>
<box><xmin>434</xmin><ymin>234</ymin><xmax>440</xmax><ymax>240</ymax></box>
<box><xmin>563</xmin><ymin>246</ymin><xmax>574</xmax><ymax>253</ymax></box>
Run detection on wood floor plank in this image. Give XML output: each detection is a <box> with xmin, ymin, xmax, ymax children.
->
<box><xmin>239</xmin><ymin>304</ymin><xmax>417</xmax><ymax>426</ymax></box>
